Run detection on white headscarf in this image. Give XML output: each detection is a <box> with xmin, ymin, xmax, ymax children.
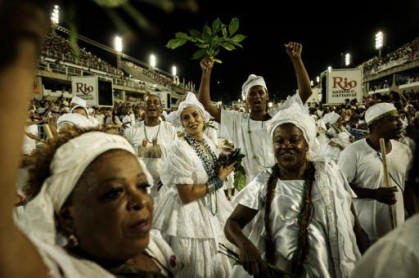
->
<box><xmin>241</xmin><ymin>74</ymin><xmax>267</xmax><ymax>99</ymax></box>
<box><xmin>168</xmin><ymin>92</ymin><xmax>211</xmax><ymax>127</ymax></box>
<box><xmin>267</xmin><ymin>103</ymin><xmax>319</xmax><ymax>158</ymax></box>
<box><xmin>18</xmin><ymin>131</ymin><xmax>153</xmax><ymax>245</ymax></box>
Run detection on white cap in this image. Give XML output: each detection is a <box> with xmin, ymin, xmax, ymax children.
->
<box><xmin>364</xmin><ymin>103</ymin><xmax>397</xmax><ymax>126</ymax></box>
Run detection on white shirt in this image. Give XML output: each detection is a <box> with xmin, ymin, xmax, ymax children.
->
<box><xmin>220</xmin><ymin>93</ymin><xmax>305</xmax><ymax>184</ymax></box>
<box><xmin>338</xmin><ymin>139</ymin><xmax>412</xmax><ymax>241</ymax></box>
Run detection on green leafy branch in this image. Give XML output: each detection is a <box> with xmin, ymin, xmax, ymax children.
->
<box><xmin>166</xmin><ymin>17</ymin><xmax>246</xmax><ymax>63</ymax></box>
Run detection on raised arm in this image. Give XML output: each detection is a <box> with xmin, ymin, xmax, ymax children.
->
<box><xmin>0</xmin><ymin>1</ymin><xmax>50</xmax><ymax>276</ymax></box>
<box><xmin>285</xmin><ymin>42</ymin><xmax>312</xmax><ymax>104</ymax></box>
<box><xmin>198</xmin><ymin>57</ymin><xmax>221</xmax><ymax>122</ymax></box>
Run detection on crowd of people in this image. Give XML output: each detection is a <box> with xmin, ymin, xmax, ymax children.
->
<box><xmin>2</xmin><ymin>1</ymin><xmax>419</xmax><ymax>278</ymax></box>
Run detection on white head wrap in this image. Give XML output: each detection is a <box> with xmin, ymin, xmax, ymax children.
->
<box><xmin>364</xmin><ymin>103</ymin><xmax>397</xmax><ymax>126</ymax></box>
<box><xmin>268</xmin><ymin>103</ymin><xmax>319</xmax><ymax>158</ymax></box>
<box><xmin>70</xmin><ymin>105</ymin><xmax>89</xmax><ymax>118</ymax></box>
<box><xmin>70</xmin><ymin>96</ymin><xmax>87</xmax><ymax>108</ymax></box>
<box><xmin>56</xmin><ymin>113</ymin><xmax>96</xmax><ymax>132</ymax></box>
<box><xmin>18</xmin><ymin>132</ymin><xmax>153</xmax><ymax>245</ymax></box>
<box><xmin>241</xmin><ymin>74</ymin><xmax>267</xmax><ymax>99</ymax></box>
<box><xmin>322</xmin><ymin>111</ymin><xmax>341</xmax><ymax>125</ymax></box>
<box><xmin>168</xmin><ymin>92</ymin><xmax>211</xmax><ymax>127</ymax></box>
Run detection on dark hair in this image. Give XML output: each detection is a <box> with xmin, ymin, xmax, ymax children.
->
<box><xmin>24</xmin><ymin>126</ymin><xmax>104</xmax><ymax>200</ymax></box>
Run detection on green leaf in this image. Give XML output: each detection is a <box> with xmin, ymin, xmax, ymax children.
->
<box><xmin>188</xmin><ymin>29</ymin><xmax>201</xmax><ymax>38</ymax></box>
<box><xmin>192</xmin><ymin>49</ymin><xmax>208</xmax><ymax>60</ymax></box>
<box><xmin>175</xmin><ymin>32</ymin><xmax>190</xmax><ymax>39</ymax></box>
<box><xmin>221</xmin><ymin>42</ymin><xmax>236</xmax><ymax>51</ymax></box>
<box><xmin>231</xmin><ymin>34</ymin><xmax>246</xmax><ymax>43</ymax></box>
<box><xmin>221</xmin><ymin>25</ymin><xmax>228</xmax><ymax>37</ymax></box>
<box><xmin>231</xmin><ymin>42</ymin><xmax>243</xmax><ymax>48</ymax></box>
<box><xmin>212</xmin><ymin>57</ymin><xmax>222</xmax><ymax>64</ymax></box>
<box><xmin>203</xmin><ymin>24</ymin><xmax>212</xmax><ymax>38</ymax></box>
<box><xmin>229</xmin><ymin>17</ymin><xmax>239</xmax><ymax>36</ymax></box>
<box><xmin>166</xmin><ymin>38</ymin><xmax>187</xmax><ymax>49</ymax></box>
<box><xmin>196</xmin><ymin>43</ymin><xmax>210</xmax><ymax>49</ymax></box>
<box><xmin>212</xmin><ymin>18</ymin><xmax>221</xmax><ymax>33</ymax></box>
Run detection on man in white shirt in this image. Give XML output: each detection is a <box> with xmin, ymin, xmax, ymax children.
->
<box><xmin>339</xmin><ymin>103</ymin><xmax>412</xmax><ymax>243</ymax></box>
<box><xmin>198</xmin><ymin>42</ymin><xmax>312</xmax><ymax>184</ymax></box>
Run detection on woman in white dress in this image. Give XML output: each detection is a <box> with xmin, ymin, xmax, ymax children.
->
<box><xmin>224</xmin><ymin>103</ymin><xmax>364</xmax><ymax>278</ymax></box>
<box><xmin>153</xmin><ymin>92</ymin><xmax>235</xmax><ymax>277</ymax></box>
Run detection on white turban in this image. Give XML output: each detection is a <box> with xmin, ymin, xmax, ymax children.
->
<box><xmin>365</xmin><ymin>103</ymin><xmax>397</xmax><ymax>126</ymax></box>
<box><xmin>70</xmin><ymin>96</ymin><xmax>87</xmax><ymax>108</ymax></box>
<box><xmin>241</xmin><ymin>74</ymin><xmax>267</xmax><ymax>99</ymax></box>
<box><xmin>168</xmin><ymin>92</ymin><xmax>211</xmax><ymax>127</ymax></box>
<box><xmin>267</xmin><ymin>103</ymin><xmax>319</xmax><ymax>158</ymax></box>
<box><xmin>56</xmin><ymin>113</ymin><xmax>96</xmax><ymax>132</ymax></box>
<box><xmin>17</xmin><ymin>132</ymin><xmax>153</xmax><ymax>245</ymax></box>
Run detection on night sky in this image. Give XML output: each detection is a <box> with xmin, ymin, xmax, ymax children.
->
<box><xmin>61</xmin><ymin>0</ymin><xmax>419</xmax><ymax>103</ymax></box>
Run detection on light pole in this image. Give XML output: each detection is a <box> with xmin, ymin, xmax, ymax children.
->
<box><xmin>149</xmin><ymin>54</ymin><xmax>157</xmax><ymax>70</ymax></box>
<box><xmin>114</xmin><ymin>36</ymin><xmax>123</xmax><ymax>69</ymax></box>
<box><xmin>171</xmin><ymin>65</ymin><xmax>179</xmax><ymax>85</ymax></box>
<box><xmin>345</xmin><ymin>53</ymin><xmax>351</xmax><ymax>67</ymax></box>
<box><xmin>375</xmin><ymin>31</ymin><xmax>384</xmax><ymax>58</ymax></box>
<box><xmin>51</xmin><ymin>5</ymin><xmax>59</xmax><ymax>25</ymax></box>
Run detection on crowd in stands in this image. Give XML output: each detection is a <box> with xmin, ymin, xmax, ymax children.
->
<box><xmin>361</xmin><ymin>37</ymin><xmax>419</xmax><ymax>76</ymax></box>
<box><xmin>42</xmin><ymin>32</ymin><xmax>124</xmax><ymax>76</ymax></box>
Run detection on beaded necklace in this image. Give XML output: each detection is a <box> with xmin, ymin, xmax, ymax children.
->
<box><xmin>143</xmin><ymin>121</ymin><xmax>161</xmax><ymax>144</ymax></box>
<box><xmin>247</xmin><ymin>115</ymin><xmax>272</xmax><ymax>168</ymax></box>
<box><xmin>184</xmin><ymin>134</ymin><xmax>219</xmax><ymax>215</ymax></box>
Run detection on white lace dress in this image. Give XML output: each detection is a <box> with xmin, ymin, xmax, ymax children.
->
<box><xmin>153</xmin><ymin>135</ymin><xmax>233</xmax><ymax>277</ymax></box>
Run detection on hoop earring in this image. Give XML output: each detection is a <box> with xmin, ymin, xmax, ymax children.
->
<box><xmin>68</xmin><ymin>234</ymin><xmax>79</xmax><ymax>247</ymax></box>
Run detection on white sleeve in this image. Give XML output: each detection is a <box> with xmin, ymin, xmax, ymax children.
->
<box><xmin>232</xmin><ymin>171</ymin><xmax>270</xmax><ymax>210</ymax></box>
<box><xmin>220</xmin><ymin>109</ymin><xmax>242</xmax><ymax>142</ymax></box>
<box><xmin>338</xmin><ymin>145</ymin><xmax>358</xmax><ymax>184</ymax></box>
<box><xmin>159</xmin><ymin>139</ymin><xmax>195</xmax><ymax>186</ymax></box>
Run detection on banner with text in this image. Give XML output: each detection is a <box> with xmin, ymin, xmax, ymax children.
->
<box><xmin>326</xmin><ymin>68</ymin><xmax>362</xmax><ymax>104</ymax></box>
<box><xmin>71</xmin><ymin>76</ymin><xmax>98</xmax><ymax>106</ymax></box>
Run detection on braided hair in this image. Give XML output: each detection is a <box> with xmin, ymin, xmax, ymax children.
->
<box><xmin>264</xmin><ymin>162</ymin><xmax>315</xmax><ymax>276</ymax></box>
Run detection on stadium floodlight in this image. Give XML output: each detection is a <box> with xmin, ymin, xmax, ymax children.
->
<box><xmin>171</xmin><ymin>65</ymin><xmax>177</xmax><ymax>76</ymax></box>
<box><xmin>114</xmin><ymin>36</ymin><xmax>123</xmax><ymax>53</ymax></box>
<box><xmin>345</xmin><ymin>53</ymin><xmax>351</xmax><ymax>66</ymax></box>
<box><xmin>327</xmin><ymin>66</ymin><xmax>332</xmax><ymax>72</ymax></box>
<box><xmin>316</xmin><ymin>76</ymin><xmax>320</xmax><ymax>83</ymax></box>
<box><xmin>149</xmin><ymin>54</ymin><xmax>157</xmax><ymax>69</ymax></box>
<box><xmin>375</xmin><ymin>31</ymin><xmax>384</xmax><ymax>57</ymax></box>
<box><xmin>51</xmin><ymin>5</ymin><xmax>59</xmax><ymax>24</ymax></box>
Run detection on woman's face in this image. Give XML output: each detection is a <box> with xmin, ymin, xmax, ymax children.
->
<box><xmin>64</xmin><ymin>150</ymin><xmax>153</xmax><ymax>262</ymax></box>
<box><xmin>273</xmin><ymin>123</ymin><xmax>309</xmax><ymax>171</ymax></box>
<box><xmin>181</xmin><ymin>106</ymin><xmax>204</xmax><ymax>138</ymax></box>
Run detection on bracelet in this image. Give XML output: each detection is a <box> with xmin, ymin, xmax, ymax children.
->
<box><xmin>207</xmin><ymin>182</ymin><xmax>216</xmax><ymax>193</ymax></box>
<box><xmin>207</xmin><ymin>176</ymin><xmax>223</xmax><ymax>192</ymax></box>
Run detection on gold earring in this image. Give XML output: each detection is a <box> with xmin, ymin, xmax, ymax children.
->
<box><xmin>68</xmin><ymin>234</ymin><xmax>79</xmax><ymax>247</ymax></box>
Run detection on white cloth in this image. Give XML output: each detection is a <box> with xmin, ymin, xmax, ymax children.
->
<box><xmin>364</xmin><ymin>103</ymin><xmax>397</xmax><ymax>125</ymax></box>
<box><xmin>153</xmin><ymin>136</ymin><xmax>233</xmax><ymax>277</ymax></box>
<box><xmin>338</xmin><ymin>139</ymin><xmax>412</xmax><ymax>241</ymax></box>
<box><xmin>70</xmin><ymin>96</ymin><xmax>87</xmax><ymax>107</ymax></box>
<box><xmin>168</xmin><ymin>92</ymin><xmax>212</xmax><ymax>127</ymax></box>
<box><xmin>15</xmin><ymin>132</ymin><xmax>162</xmax><ymax>277</ymax></box>
<box><xmin>22</xmin><ymin>124</ymin><xmax>38</xmax><ymax>155</ymax></box>
<box><xmin>124</xmin><ymin>121</ymin><xmax>177</xmax><ymax>202</ymax></box>
<box><xmin>231</xmin><ymin>160</ymin><xmax>360</xmax><ymax>278</ymax></box>
<box><xmin>56</xmin><ymin>113</ymin><xmax>97</xmax><ymax>132</ymax></box>
<box><xmin>349</xmin><ymin>213</ymin><xmax>419</xmax><ymax>278</ymax></box>
<box><xmin>241</xmin><ymin>74</ymin><xmax>267</xmax><ymax>99</ymax></box>
<box><xmin>268</xmin><ymin>102</ymin><xmax>318</xmax><ymax>158</ymax></box>
<box><xmin>220</xmin><ymin>93</ymin><xmax>306</xmax><ymax>184</ymax></box>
